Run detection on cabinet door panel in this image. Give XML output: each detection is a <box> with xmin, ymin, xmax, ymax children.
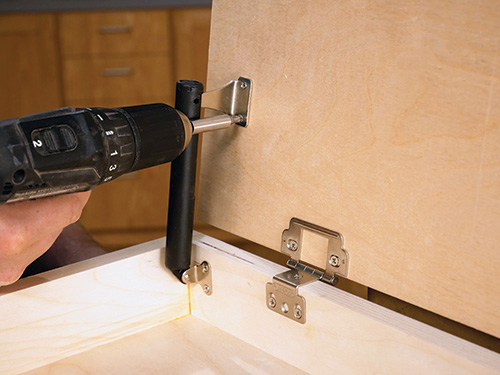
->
<box><xmin>198</xmin><ymin>0</ymin><xmax>500</xmax><ymax>337</ymax></box>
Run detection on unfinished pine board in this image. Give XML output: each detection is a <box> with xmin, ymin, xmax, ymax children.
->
<box><xmin>23</xmin><ymin>316</ymin><xmax>306</xmax><ymax>375</ymax></box>
<box><xmin>0</xmin><ymin>239</ymin><xmax>188</xmax><ymax>375</ymax></box>
<box><xmin>190</xmin><ymin>232</ymin><xmax>500</xmax><ymax>374</ymax></box>
<box><xmin>198</xmin><ymin>0</ymin><xmax>500</xmax><ymax>337</ymax></box>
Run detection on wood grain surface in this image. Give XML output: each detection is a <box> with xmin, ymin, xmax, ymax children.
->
<box><xmin>0</xmin><ymin>14</ymin><xmax>62</xmax><ymax>118</ymax></box>
<box><xmin>171</xmin><ymin>8</ymin><xmax>211</xmax><ymax>85</ymax></box>
<box><xmin>22</xmin><ymin>316</ymin><xmax>306</xmax><ymax>375</ymax></box>
<box><xmin>191</xmin><ymin>232</ymin><xmax>500</xmax><ymax>375</ymax></box>
<box><xmin>0</xmin><ymin>239</ymin><xmax>188</xmax><ymax>375</ymax></box>
<box><xmin>198</xmin><ymin>0</ymin><xmax>500</xmax><ymax>337</ymax></box>
<box><xmin>62</xmin><ymin>56</ymin><xmax>174</xmax><ymax>104</ymax></box>
<box><xmin>58</xmin><ymin>10</ymin><xmax>171</xmax><ymax>57</ymax></box>
<box><xmin>2</xmin><ymin>233</ymin><xmax>499</xmax><ymax>374</ymax></box>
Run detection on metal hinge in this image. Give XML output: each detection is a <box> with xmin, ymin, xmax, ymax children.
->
<box><xmin>266</xmin><ymin>218</ymin><xmax>349</xmax><ymax>323</ymax></box>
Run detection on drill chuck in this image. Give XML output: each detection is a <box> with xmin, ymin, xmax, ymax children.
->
<box><xmin>0</xmin><ymin>103</ymin><xmax>193</xmax><ymax>204</ymax></box>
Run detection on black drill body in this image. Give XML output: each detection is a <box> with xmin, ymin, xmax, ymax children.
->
<box><xmin>0</xmin><ymin>103</ymin><xmax>190</xmax><ymax>204</ymax></box>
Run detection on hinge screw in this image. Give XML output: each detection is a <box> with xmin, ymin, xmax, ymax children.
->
<box><xmin>268</xmin><ymin>293</ymin><xmax>277</xmax><ymax>308</ymax></box>
<box><xmin>329</xmin><ymin>254</ymin><xmax>340</xmax><ymax>267</ymax></box>
<box><xmin>183</xmin><ymin>273</ymin><xmax>190</xmax><ymax>281</ymax></box>
<box><xmin>240</xmin><ymin>81</ymin><xmax>248</xmax><ymax>89</ymax></box>
<box><xmin>294</xmin><ymin>304</ymin><xmax>303</xmax><ymax>320</ymax></box>
<box><xmin>287</xmin><ymin>239</ymin><xmax>299</xmax><ymax>251</ymax></box>
<box><xmin>202</xmin><ymin>264</ymin><xmax>209</xmax><ymax>273</ymax></box>
<box><xmin>203</xmin><ymin>284</ymin><xmax>211</xmax><ymax>294</ymax></box>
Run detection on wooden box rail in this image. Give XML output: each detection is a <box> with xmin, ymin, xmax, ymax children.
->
<box><xmin>1</xmin><ymin>233</ymin><xmax>499</xmax><ymax>374</ymax></box>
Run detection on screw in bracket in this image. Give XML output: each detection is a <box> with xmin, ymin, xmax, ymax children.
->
<box><xmin>329</xmin><ymin>254</ymin><xmax>340</xmax><ymax>267</ymax></box>
<box><xmin>268</xmin><ymin>293</ymin><xmax>277</xmax><ymax>308</ymax></box>
<box><xmin>294</xmin><ymin>304</ymin><xmax>303</xmax><ymax>320</ymax></box>
<box><xmin>286</xmin><ymin>239</ymin><xmax>299</xmax><ymax>252</ymax></box>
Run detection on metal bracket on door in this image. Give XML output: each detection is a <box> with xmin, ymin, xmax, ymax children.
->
<box><xmin>266</xmin><ymin>218</ymin><xmax>349</xmax><ymax>324</ymax></box>
<box><xmin>282</xmin><ymin>218</ymin><xmax>349</xmax><ymax>281</ymax></box>
<box><xmin>200</xmin><ymin>77</ymin><xmax>252</xmax><ymax>127</ymax></box>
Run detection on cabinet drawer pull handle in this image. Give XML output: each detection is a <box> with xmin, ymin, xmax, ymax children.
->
<box><xmin>101</xmin><ymin>67</ymin><xmax>134</xmax><ymax>76</ymax></box>
<box><xmin>98</xmin><ymin>25</ymin><xmax>132</xmax><ymax>34</ymax></box>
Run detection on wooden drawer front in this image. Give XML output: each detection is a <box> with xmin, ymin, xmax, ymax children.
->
<box><xmin>62</xmin><ymin>56</ymin><xmax>173</xmax><ymax>103</ymax></box>
<box><xmin>59</xmin><ymin>10</ymin><xmax>170</xmax><ymax>57</ymax></box>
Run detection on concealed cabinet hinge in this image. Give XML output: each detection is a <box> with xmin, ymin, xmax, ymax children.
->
<box><xmin>266</xmin><ymin>218</ymin><xmax>349</xmax><ymax>324</ymax></box>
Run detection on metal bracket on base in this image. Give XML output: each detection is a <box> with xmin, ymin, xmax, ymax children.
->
<box><xmin>181</xmin><ymin>261</ymin><xmax>213</xmax><ymax>296</ymax></box>
<box><xmin>266</xmin><ymin>268</ymin><xmax>317</xmax><ymax>324</ymax></box>
<box><xmin>266</xmin><ymin>218</ymin><xmax>350</xmax><ymax>323</ymax></box>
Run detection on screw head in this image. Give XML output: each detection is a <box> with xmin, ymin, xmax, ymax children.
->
<box><xmin>183</xmin><ymin>273</ymin><xmax>190</xmax><ymax>281</ymax></box>
<box><xmin>203</xmin><ymin>284</ymin><xmax>210</xmax><ymax>294</ymax></box>
<box><xmin>202</xmin><ymin>264</ymin><xmax>209</xmax><ymax>273</ymax></box>
<box><xmin>268</xmin><ymin>293</ymin><xmax>277</xmax><ymax>308</ymax></box>
<box><xmin>287</xmin><ymin>239</ymin><xmax>299</xmax><ymax>251</ymax></box>
<box><xmin>240</xmin><ymin>81</ymin><xmax>248</xmax><ymax>89</ymax></box>
<box><xmin>294</xmin><ymin>304</ymin><xmax>303</xmax><ymax>320</ymax></box>
<box><xmin>329</xmin><ymin>255</ymin><xmax>340</xmax><ymax>267</ymax></box>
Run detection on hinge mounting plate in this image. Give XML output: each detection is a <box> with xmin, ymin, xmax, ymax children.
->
<box><xmin>282</xmin><ymin>218</ymin><xmax>349</xmax><ymax>281</ymax></box>
<box><xmin>266</xmin><ymin>269</ymin><xmax>317</xmax><ymax>324</ymax></box>
<box><xmin>266</xmin><ymin>218</ymin><xmax>349</xmax><ymax>323</ymax></box>
<box><xmin>182</xmin><ymin>261</ymin><xmax>213</xmax><ymax>295</ymax></box>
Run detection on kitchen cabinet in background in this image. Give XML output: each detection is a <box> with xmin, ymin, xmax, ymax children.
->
<box><xmin>0</xmin><ymin>9</ymin><xmax>212</xmax><ymax>250</ymax></box>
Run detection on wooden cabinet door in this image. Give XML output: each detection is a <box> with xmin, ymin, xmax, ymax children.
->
<box><xmin>198</xmin><ymin>0</ymin><xmax>500</xmax><ymax>338</ymax></box>
<box><xmin>0</xmin><ymin>14</ymin><xmax>62</xmax><ymax>118</ymax></box>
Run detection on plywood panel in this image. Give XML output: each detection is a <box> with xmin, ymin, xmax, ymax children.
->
<box><xmin>5</xmin><ymin>233</ymin><xmax>499</xmax><ymax>375</ymax></box>
<box><xmin>23</xmin><ymin>317</ymin><xmax>306</xmax><ymax>375</ymax></box>
<box><xmin>198</xmin><ymin>0</ymin><xmax>500</xmax><ymax>337</ymax></box>
<box><xmin>0</xmin><ymin>239</ymin><xmax>188</xmax><ymax>375</ymax></box>
<box><xmin>190</xmin><ymin>232</ymin><xmax>500</xmax><ymax>374</ymax></box>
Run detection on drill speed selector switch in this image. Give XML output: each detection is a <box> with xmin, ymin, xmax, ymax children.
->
<box><xmin>31</xmin><ymin>125</ymin><xmax>78</xmax><ymax>155</ymax></box>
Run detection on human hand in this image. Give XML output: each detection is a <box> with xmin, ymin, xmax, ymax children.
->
<box><xmin>0</xmin><ymin>191</ymin><xmax>91</xmax><ymax>286</ymax></box>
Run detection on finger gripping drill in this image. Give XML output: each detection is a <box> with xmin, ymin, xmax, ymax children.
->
<box><xmin>0</xmin><ymin>103</ymin><xmax>234</xmax><ymax>204</ymax></box>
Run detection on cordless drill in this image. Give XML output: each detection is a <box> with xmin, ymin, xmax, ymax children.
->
<box><xmin>0</xmin><ymin>103</ymin><xmax>239</xmax><ymax>204</ymax></box>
